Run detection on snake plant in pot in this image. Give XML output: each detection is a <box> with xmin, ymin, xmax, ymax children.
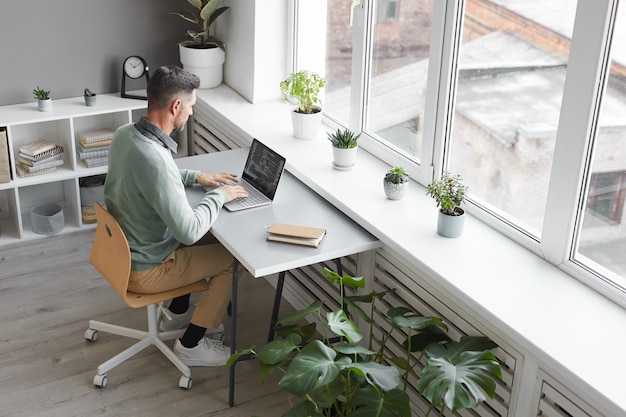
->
<box><xmin>228</xmin><ymin>267</ymin><xmax>502</xmax><ymax>417</ymax></box>
<box><xmin>171</xmin><ymin>0</ymin><xmax>230</xmax><ymax>88</ymax></box>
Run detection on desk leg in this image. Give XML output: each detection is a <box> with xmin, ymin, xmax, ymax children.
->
<box><xmin>267</xmin><ymin>271</ymin><xmax>286</xmax><ymax>342</ymax></box>
<box><xmin>228</xmin><ymin>259</ymin><xmax>239</xmax><ymax>407</ymax></box>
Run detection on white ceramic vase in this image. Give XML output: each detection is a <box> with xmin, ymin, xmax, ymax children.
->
<box><xmin>179</xmin><ymin>44</ymin><xmax>225</xmax><ymax>89</ymax></box>
<box><xmin>291</xmin><ymin>106</ymin><xmax>323</xmax><ymax>140</ymax></box>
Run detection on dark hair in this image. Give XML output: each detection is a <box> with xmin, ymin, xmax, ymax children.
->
<box><xmin>146</xmin><ymin>65</ymin><xmax>200</xmax><ymax>110</ymax></box>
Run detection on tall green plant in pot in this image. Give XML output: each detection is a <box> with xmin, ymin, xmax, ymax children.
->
<box><xmin>229</xmin><ymin>268</ymin><xmax>502</xmax><ymax>417</ymax></box>
<box><xmin>171</xmin><ymin>0</ymin><xmax>230</xmax><ymax>88</ymax></box>
<box><xmin>426</xmin><ymin>172</ymin><xmax>468</xmax><ymax>238</ymax></box>
<box><xmin>280</xmin><ymin>70</ymin><xmax>326</xmax><ymax>140</ymax></box>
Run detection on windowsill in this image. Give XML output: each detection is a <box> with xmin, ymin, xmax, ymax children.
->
<box><xmin>196</xmin><ymin>86</ymin><xmax>625</xmax><ymax>414</ymax></box>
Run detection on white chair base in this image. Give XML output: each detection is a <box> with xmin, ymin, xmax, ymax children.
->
<box><xmin>85</xmin><ymin>303</ymin><xmax>193</xmax><ymax>389</ymax></box>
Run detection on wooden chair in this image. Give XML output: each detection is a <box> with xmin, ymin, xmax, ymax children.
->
<box><xmin>85</xmin><ymin>202</ymin><xmax>210</xmax><ymax>389</ymax></box>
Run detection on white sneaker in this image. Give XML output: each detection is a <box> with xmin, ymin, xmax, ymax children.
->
<box><xmin>174</xmin><ymin>337</ymin><xmax>230</xmax><ymax>367</ymax></box>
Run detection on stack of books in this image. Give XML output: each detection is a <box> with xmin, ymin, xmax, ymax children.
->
<box><xmin>76</xmin><ymin>128</ymin><xmax>114</xmax><ymax>168</ymax></box>
<box><xmin>16</xmin><ymin>138</ymin><xmax>64</xmax><ymax>177</ymax></box>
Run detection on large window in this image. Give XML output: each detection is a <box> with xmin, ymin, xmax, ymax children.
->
<box><xmin>299</xmin><ymin>0</ymin><xmax>626</xmax><ymax>305</ymax></box>
<box><xmin>448</xmin><ymin>0</ymin><xmax>576</xmax><ymax>237</ymax></box>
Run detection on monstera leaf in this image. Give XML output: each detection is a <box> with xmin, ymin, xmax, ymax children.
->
<box><xmin>417</xmin><ymin>336</ymin><xmax>502</xmax><ymax>412</ymax></box>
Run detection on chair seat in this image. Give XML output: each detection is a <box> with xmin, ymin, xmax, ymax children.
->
<box><xmin>124</xmin><ymin>280</ymin><xmax>211</xmax><ymax>308</ymax></box>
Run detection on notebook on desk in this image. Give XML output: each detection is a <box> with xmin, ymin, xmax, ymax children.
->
<box><xmin>221</xmin><ymin>139</ymin><xmax>286</xmax><ymax>212</ymax></box>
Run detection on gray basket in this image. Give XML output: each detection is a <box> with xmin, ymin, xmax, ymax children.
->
<box><xmin>31</xmin><ymin>203</ymin><xmax>65</xmax><ymax>235</ymax></box>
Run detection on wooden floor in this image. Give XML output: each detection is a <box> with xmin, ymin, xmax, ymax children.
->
<box><xmin>0</xmin><ymin>230</ymin><xmax>292</xmax><ymax>417</ymax></box>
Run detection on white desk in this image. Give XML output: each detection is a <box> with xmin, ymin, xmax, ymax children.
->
<box><xmin>178</xmin><ymin>149</ymin><xmax>380</xmax><ymax>405</ymax></box>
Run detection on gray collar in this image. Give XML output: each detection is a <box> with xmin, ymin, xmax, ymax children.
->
<box><xmin>134</xmin><ymin>116</ymin><xmax>178</xmax><ymax>154</ymax></box>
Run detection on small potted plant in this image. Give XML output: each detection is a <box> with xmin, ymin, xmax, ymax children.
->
<box><xmin>383</xmin><ymin>166</ymin><xmax>409</xmax><ymax>200</ymax></box>
<box><xmin>327</xmin><ymin>128</ymin><xmax>360</xmax><ymax>169</ymax></box>
<box><xmin>280</xmin><ymin>70</ymin><xmax>326</xmax><ymax>140</ymax></box>
<box><xmin>426</xmin><ymin>171</ymin><xmax>468</xmax><ymax>238</ymax></box>
<box><xmin>171</xmin><ymin>0</ymin><xmax>230</xmax><ymax>88</ymax></box>
<box><xmin>84</xmin><ymin>88</ymin><xmax>97</xmax><ymax>106</ymax></box>
<box><xmin>229</xmin><ymin>267</ymin><xmax>502</xmax><ymax>417</ymax></box>
<box><xmin>33</xmin><ymin>86</ymin><xmax>51</xmax><ymax>112</ymax></box>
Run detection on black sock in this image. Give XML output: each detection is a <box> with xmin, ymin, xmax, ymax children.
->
<box><xmin>180</xmin><ymin>323</ymin><xmax>207</xmax><ymax>348</ymax></box>
<box><xmin>168</xmin><ymin>294</ymin><xmax>190</xmax><ymax>314</ymax></box>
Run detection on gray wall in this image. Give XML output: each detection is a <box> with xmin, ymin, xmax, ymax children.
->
<box><xmin>0</xmin><ymin>0</ymin><xmax>189</xmax><ymax>106</ymax></box>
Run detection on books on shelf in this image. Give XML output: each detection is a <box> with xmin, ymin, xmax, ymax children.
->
<box><xmin>76</xmin><ymin>128</ymin><xmax>115</xmax><ymax>145</ymax></box>
<box><xmin>18</xmin><ymin>153</ymin><xmax>63</xmax><ymax>167</ymax></box>
<box><xmin>16</xmin><ymin>163</ymin><xmax>58</xmax><ymax>178</ymax></box>
<box><xmin>18</xmin><ymin>144</ymin><xmax>64</xmax><ymax>162</ymax></box>
<box><xmin>267</xmin><ymin>223</ymin><xmax>327</xmax><ymax>248</ymax></box>
<box><xmin>81</xmin><ymin>157</ymin><xmax>109</xmax><ymax>168</ymax></box>
<box><xmin>17</xmin><ymin>138</ymin><xmax>65</xmax><ymax>177</ymax></box>
<box><xmin>78</xmin><ymin>146</ymin><xmax>109</xmax><ymax>160</ymax></box>
<box><xmin>19</xmin><ymin>138</ymin><xmax>59</xmax><ymax>157</ymax></box>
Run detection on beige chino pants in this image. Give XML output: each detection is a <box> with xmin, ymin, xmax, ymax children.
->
<box><xmin>128</xmin><ymin>233</ymin><xmax>236</xmax><ymax>329</ymax></box>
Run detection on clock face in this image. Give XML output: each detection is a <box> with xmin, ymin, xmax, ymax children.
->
<box><xmin>123</xmin><ymin>56</ymin><xmax>147</xmax><ymax>79</ymax></box>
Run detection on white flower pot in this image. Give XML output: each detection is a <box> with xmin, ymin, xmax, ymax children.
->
<box><xmin>437</xmin><ymin>207</ymin><xmax>465</xmax><ymax>238</ymax></box>
<box><xmin>291</xmin><ymin>106</ymin><xmax>323</xmax><ymax>140</ymax></box>
<box><xmin>179</xmin><ymin>44</ymin><xmax>225</xmax><ymax>89</ymax></box>
<box><xmin>332</xmin><ymin>146</ymin><xmax>358</xmax><ymax>169</ymax></box>
<box><xmin>38</xmin><ymin>98</ymin><xmax>52</xmax><ymax>112</ymax></box>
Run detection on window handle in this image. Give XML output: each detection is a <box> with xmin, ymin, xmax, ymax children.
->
<box><xmin>349</xmin><ymin>0</ymin><xmax>362</xmax><ymax>26</ymax></box>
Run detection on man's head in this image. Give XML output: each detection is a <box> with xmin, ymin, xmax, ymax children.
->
<box><xmin>147</xmin><ymin>65</ymin><xmax>201</xmax><ymax>132</ymax></box>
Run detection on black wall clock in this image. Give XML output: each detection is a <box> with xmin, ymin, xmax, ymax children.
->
<box><xmin>121</xmin><ymin>55</ymin><xmax>150</xmax><ymax>100</ymax></box>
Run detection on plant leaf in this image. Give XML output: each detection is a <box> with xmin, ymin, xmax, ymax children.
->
<box><xmin>255</xmin><ymin>333</ymin><xmax>301</xmax><ymax>365</ymax></box>
<box><xmin>171</xmin><ymin>10</ymin><xmax>198</xmax><ymax>24</ymax></box>
<box><xmin>327</xmin><ymin>309</ymin><xmax>362</xmax><ymax>344</ymax></box>
<box><xmin>334</xmin><ymin>342</ymin><xmax>376</xmax><ymax>356</ymax></box>
<box><xmin>425</xmin><ymin>336</ymin><xmax>498</xmax><ymax>362</ymax></box>
<box><xmin>350</xmin><ymin>386</ymin><xmax>411</xmax><ymax>417</ymax></box>
<box><xmin>417</xmin><ymin>349</ymin><xmax>502</xmax><ymax>412</ymax></box>
<box><xmin>278</xmin><ymin>340</ymin><xmax>350</xmax><ymax>396</ymax></box>
<box><xmin>404</xmin><ymin>329</ymin><xmax>450</xmax><ymax>352</ymax></box>
<box><xmin>278</xmin><ymin>300</ymin><xmax>324</xmax><ymax>325</ymax></box>
<box><xmin>347</xmin><ymin>361</ymin><xmax>403</xmax><ymax>392</ymax></box>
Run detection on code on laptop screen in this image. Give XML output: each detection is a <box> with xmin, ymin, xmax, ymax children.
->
<box><xmin>243</xmin><ymin>140</ymin><xmax>286</xmax><ymax>199</ymax></box>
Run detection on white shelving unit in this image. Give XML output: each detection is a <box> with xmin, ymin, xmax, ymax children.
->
<box><xmin>0</xmin><ymin>93</ymin><xmax>147</xmax><ymax>246</ymax></box>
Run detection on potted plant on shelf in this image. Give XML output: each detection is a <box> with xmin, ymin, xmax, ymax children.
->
<box><xmin>280</xmin><ymin>70</ymin><xmax>326</xmax><ymax>140</ymax></box>
<box><xmin>383</xmin><ymin>166</ymin><xmax>409</xmax><ymax>200</ymax></box>
<box><xmin>229</xmin><ymin>268</ymin><xmax>502</xmax><ymax>417</ymax></box>
<box><xmin>171</xmin><ymin>0</ymin><xmax>230</xmax><ymax>89</ymax></box>
<box><xmin>327</xmin><ymin>128</ymin><xmax>360</xmax><ymax>170</ymax></box>
<box><xmin>426</xmin><ymin>171</ymin><xmax>468</xmax><ymax>238</ymax></box>
<box><xmin>33</xmin><ymin>86</ymin><xmax>51</xmax><ymax>112</ymax></box>
<box><xmin>84</xmin><ymin>88</ymin><xmax>97</xmax><ymax>106</ymax></box>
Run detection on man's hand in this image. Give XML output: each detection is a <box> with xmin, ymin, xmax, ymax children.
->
<box><xmin>218</xmin><ymin>184</ymin><xmax>249</xmax><ymax>202</ymax></box>
<box><xmin>196</xmin><ymin>172</ymin><xmax>240</xmax><ymax>187</ymax></box>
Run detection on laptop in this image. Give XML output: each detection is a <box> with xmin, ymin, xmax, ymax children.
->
<box><xmin>222</xmin><ymin>139</ymin><xmax>286</xmax><ymax>212</ymax></box>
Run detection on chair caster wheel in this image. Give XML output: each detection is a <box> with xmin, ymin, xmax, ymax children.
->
<box><xmin>85</xmin><ymin>329</ymin><xmax>98</xmax><ymax>342</ymax></box>
<box><xmin>93</xmin><ymin>373</ymin><xmax>108</xmax><ymax>387</ymax></box>
<box><xmin>179</xmin><ymin>375</ymin><xmax>193</xmax><ymax>389</ymax></box>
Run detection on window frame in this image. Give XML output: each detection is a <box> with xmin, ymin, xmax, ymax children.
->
<box><xmin>293</xmin><ymin>0</ymin><xmax>625</xmax><ymax>307</ymax></box>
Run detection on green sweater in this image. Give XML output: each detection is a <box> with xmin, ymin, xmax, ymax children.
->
<box><xmin>104</xmin><ymin>123</ymin><xmax>226</xmax><ymax>270</ymax></box>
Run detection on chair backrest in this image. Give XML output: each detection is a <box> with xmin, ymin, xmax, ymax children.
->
<box><xmin>90</xmin><ymin>202</ymin><xmax>132</xmax><ymax>300</ymax></box>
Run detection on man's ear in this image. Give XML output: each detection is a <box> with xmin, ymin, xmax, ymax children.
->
<box><xmin>170</xmin><ymin>98</ymin><xmax>182</xmax><ymax>115</ymax></box>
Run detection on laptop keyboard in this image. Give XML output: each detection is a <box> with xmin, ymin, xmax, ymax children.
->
<box><xmin>233</xmin><ymin>181</ymin><xmax>269</xmax><ymax>207</ymax></box>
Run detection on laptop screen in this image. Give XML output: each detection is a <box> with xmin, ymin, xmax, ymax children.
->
<box><xmin>242</xmin><ymin>139</ymin><xmax>286</xmax><ymax>199</ymax></box>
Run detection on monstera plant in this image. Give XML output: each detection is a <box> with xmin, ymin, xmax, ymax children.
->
<box><xmin>229</xmin><ymin>268</ymin><xmax>502</xmax><ymax>417</ymax></box>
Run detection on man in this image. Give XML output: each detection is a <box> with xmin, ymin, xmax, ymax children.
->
<box><xmin>104</xmin><ymin>65</ymin><xmax>248</xmax><ymax>366</ymax></box>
